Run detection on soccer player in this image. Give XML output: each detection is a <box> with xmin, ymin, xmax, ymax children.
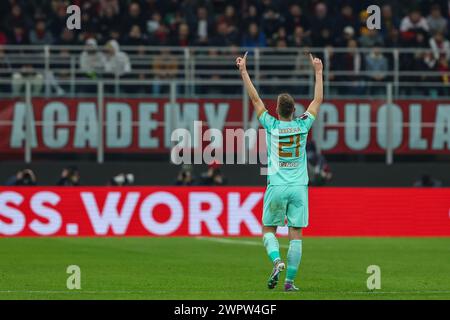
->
<box><xmin>236</xmin><ymin>52</ymin><xmax>323</xmax><ymax>291</ymax></box>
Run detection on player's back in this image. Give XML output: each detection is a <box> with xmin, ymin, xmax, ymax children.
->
<box><xmin>258</xmin><ymin>110</ymin><xmax>316</xmax><ymax>186</ymax></box>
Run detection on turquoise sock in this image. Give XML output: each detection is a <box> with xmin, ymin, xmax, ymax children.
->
<box><xmin>263</xmin><ymin>232</ymin><xmax>280</xmax><ymax>264</ymax></box>
<box><xmin>286</xmin><ymin>240</ymin><xmax>302</xmax><ymax>282</ymax></box>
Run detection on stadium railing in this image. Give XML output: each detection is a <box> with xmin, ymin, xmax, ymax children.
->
<box><xmin>0</xmin><ymin>45</ymin><xmax>449</xmax><ymax>99</ymax></box>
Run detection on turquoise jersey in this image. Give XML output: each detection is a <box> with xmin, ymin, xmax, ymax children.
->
<box><xmin>259</xmin><ymin>110</ymin><xmax>315</xmax><ymax>186</ymax></box>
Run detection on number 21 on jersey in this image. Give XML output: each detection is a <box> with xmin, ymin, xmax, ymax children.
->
<box><xmin>278</xmin><ymin>134</ymin><xmax>301</xmax><ymax>158</ymax></box>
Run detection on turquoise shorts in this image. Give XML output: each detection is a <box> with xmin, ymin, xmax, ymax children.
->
<box><xmin>262</xmin><ymin>185</ymin><xmax>309</xmax><ymax>228</ymax></box>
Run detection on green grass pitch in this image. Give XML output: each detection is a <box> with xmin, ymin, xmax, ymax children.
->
<box><xmin>0</xmin><ymin>237</ymin><xmax>449</xmax><ymax>300</ymax></box>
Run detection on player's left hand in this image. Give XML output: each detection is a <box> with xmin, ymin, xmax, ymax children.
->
<box><xmin>309</xmin><ymin>53</ymin><xmax>323</xmax><ymax>73</ymax></box>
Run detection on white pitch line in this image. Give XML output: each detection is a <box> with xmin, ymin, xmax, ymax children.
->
<box><xmin>0</xmin><ymin>290</ymin><xmax>449</xmax><ymax>295</ymax></box>
<box><xmin>195</xmin><ymin>236</ymin><xmax>289</xmax><ymax>249</ymax></box>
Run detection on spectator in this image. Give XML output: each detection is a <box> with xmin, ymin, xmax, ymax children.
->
<box><xmin>171</xmin><ymin>23</ymin><xmax>191</xmax><ymax>47</ymax></box>
<box><xmin>210</xmin><ymin>21</ymin><xmax>233</xmax><ymax>47</ymax></box>
<box><xmin>53</xmin><ymin>47</ymin><xmax>71</xmax><ymax>94</ymax></box>
<box><xmin>271</xmin><ymin>26</ymin><xmax>287</xmax><ymax>46</ymax></box>
<box><xmin>152</xmin><ymin>48</ymin><xmax>178</xmax><ymax>94</ymax></box>
<box><xmin>99</xmin><ymin>0</ymin><xmax>120</xmax><ymax>15</ymax></box>
<box><xmin>335</xmin><ymin>26</ymin><xmax>356</xmax><ymax>48</ymax></box>
<box><xmin>385</xmin><ymin>28</ymin><xmax>401</xmax><ymax>48</ymax></box>
<box><xmin>288</xmin><ymin>26</ymin><xmax>311</xmax><ymax>47</ymax></box>
<box><xmin>79</xmin><ymin>8</ymin><xmax>100</xmax><ymax>40</ymax></box>
<box><xmin>306</xmin><ymin>141</ymin><xmax>332</xmax><ymax>186</ymax></box>
<box><xmin>223</xmin><ymin>4</ymin><xmax>239</xmax><ymax>28</ymax></box>
<box><xmin>365</xmin><ymin>46</ymin><xmax>389</xmax><ymax>94</ymax></box>
<box><xmin>48</xmin><ymin>3</ymin><xmax>69</xmax><ymax>39</ymax></box>
<box><xmin>146</xmin><ymin>11</ymin><xmax>161</xmax><ymax>35</ymax></box>
<box><xmin>284</xmin><ymin>4</ymin><xmax>310</xmax><ymax>38</ymax></box>
<box><xmin>109</xmin><ymin>173</ymin><xmax>135</xmax><ymax>186</ymax></box>
<box><xmin>8</xmin><ymin>26</ymin><xmax>29</xmax><ymax>45</ymax></box>
<box><xmin>5</xmin><ymin>5</ymin><xmax>31</xmax><ymax>32</ymax></box>
<box><xmin>146</xmin><ymin>11</ymin><xmax>169</xmax><ymax>45</ymax></box>
<box><xmin>12</xmin><ymin>64</ymin><xmax>44</xmax><ymax>96</ymax></box>
<box><xmin>191</xmin><ymin>6</ymin><xmax>213</xmax><ymax>46</ymax></box>
<box><xmin>409</xmin><ymin>50</ymin><xmax>437</xmax><ymax>96</ymax></box>
<box><xmin>335</xmin><ymin>4</ymin><xmax>359</xmax><ymax>37</ymax></box>
<box><xmin>242</xmin><ymin>4</ymin><xmax>260</xmax><ymax>30</ymax></box>
<box><xmin>57</xmin><ymin>166</ymin><xmax>80</xmax><ymax>186</ymax></box>
<box><xmin>108</xmin><ymin>28</ymin><xmax>122</xmax><ymax>43</ymax></box>
<box><xmin>197</xmin><ymin>48</ymin><xmax>226</xmax><ymax>94</ymax></box>
<box><xmin>309</xmin><ymin>2</ymin><xmax>333</xmax><ymax>47</ymax></box>
<box><xmin>427</xmin><ymin>4</ymin><xmax>447</xmax><ymax>35</ymax></box>
<box><xmin>57</xmin><ymin>29</ymin><xmax>77</xmax><ymax>46</ymax></box>
<box><xmin>80</xmin><ymin>38</ymin><xmax>105</xmax><ymax>76</ymax></box>
<box><xmin>413</xmin><ymin>174</ymin><xmax>442</xmax><ymax>187</ymax></box>
<box><xmin>437</xmin><ymin>56</ymin><xmax>449</xmax><ymax>93</ymax></box>
<box><xmin>200</xmin><ymin>162</ymin><xmax>227</xmax><ymax>186</ymax></box>
<box><xmin>5</xmin><ymin>169</ymin><xmax>37</xmax><ymax>186</ymax></box>
<box><xmin>414</xmin><ymin>29</ymin><xmax>430</xmax><ymax>48</ymax></box>
<box><xmin>336</xmin><ymin>39</ymin><xmax>364</xmax><ymax>95</ymax></box>
<box><xmin>123</xmin><ymin>25</ymin><xmax>149</xmax><ymax>46</ymax></box>
<box><xmin>241</xmin><ymin>23</ymin><xmax>267</xmax><ymax>48</ymax></box>
<box><xmin>175</xmin><ymin>165</ymin><xmax>195</xmax><ymax>186</ymax></box>
<box><xmin>99</xmin><ymin>0</ymin><xmax>120</xmax><ymax>14</ymax></box>
<box><xmin>121</xmin><ymin>2</ymin><xmax>146</xmax><ymax>34</ymax></box>
<box><xmin>103</xmin><ymin>40</ymin><xmax>131</xmax><ymax>77</ymax></box>
<box><xmin>429</xmin><ymin>31</ymin><xmax>450</xmax><ymax>62</ymax></box>
<box><xmin>79</xmin><ymin>38</ymin><xmax>105</xmax><ymax>93</ymax></box>
<box><xmin>359</xmin><ymin>29</ymin><xmax>384</xmax><ymax>47</ymax></box>
<box><xmin>380</xmin><ymin>4</ymin><xmax>399</xmax><ymax>37</ymax></box>
<box><xmin>99</xmin><ymin>2</ymin><xmax>121</xmax><ymax>42</ymax></box>
<box><xmin>29</xmin><ymin>20</ymin><xmax>53</xmax><ymax>45</ymax></box>
<box><xmin>261</xmin><ymin>6</ymin><xmax>282</xmax><ymax>46</ymax></box>
<box><xmin>400</xmin><ymin>9</ymin><xmax>430</xmax><ymax>32</ymax></box>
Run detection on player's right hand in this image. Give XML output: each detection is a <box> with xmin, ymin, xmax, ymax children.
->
<box><xmin>309</xmin><ymin>53</ymin><xmax>323</xmax><ymax>73</ymax></box>
<box><xmin>236</xmin><ymin>51</ymin><xmax>248</xmax><ymax>72</ymax></box>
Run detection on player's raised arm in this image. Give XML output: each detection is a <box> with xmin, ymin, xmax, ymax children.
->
<box><xmin>306</xmin><ymin>53</ymin><xmax>323</xmax><ymax>118</ymax></box>
<box><xmin>236</xmin><ymin>52</ymin><xmax>267</xmax><ymax>118</ymax></box>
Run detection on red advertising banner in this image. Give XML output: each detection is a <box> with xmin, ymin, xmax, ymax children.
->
<box><xmin>0</xmin><ymin>98</ymin><xmax>449</xmax><ymax>155</ymax></box>
<box><xmin>0</xmin><ymin>187</ymin><xmax>449</xmax><ymax>237</ymax></box>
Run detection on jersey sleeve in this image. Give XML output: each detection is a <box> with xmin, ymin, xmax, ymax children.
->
<box><xmin>298</xmin><ymin>111</ymin><xmax>316</xmax><ymax>131</ymax></box>
<box><xmin>258</xmin><ymin>110</ymin><xmax>276</xmax><ymax>132</ymax></box>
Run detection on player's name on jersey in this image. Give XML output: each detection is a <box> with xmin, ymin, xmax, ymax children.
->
<box><xmin>279</xmin><ymin>161</ymin><xmax>299</xmax><ymax>168</ymax></box>
<box><xmin>277</xmin><ymin>127</ymin><xmax>301</xmax><ymax>134</ymax></box>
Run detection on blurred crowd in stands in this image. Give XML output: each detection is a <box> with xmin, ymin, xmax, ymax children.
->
<box><xmin>5</xmin><ymin>160</ymin><xmax>444</xmax><ymax>187</ymax></box>
<box><xmin>175</xmin><ymin>162</ymin><xmax>228</xmax><ymax>186</ymax></box>
<box><xmin>0</xmin><ymin>0</ymin><xmax>449</xmax><ymax>96</ymax></box>
<box><xmin>2</xmin><ymin>145</ymin><xmax>333</xmax><ymax>187</ymax></box>
<box><xmin>5</xmin><ymin>166</ymin><xmax>81</xmax><ymax>186</ymax></box>
<box><xmin>3</xmin><ymin>163</ymin><xmax>228</xmax><ymax>186</ymax></box>
<box><xmin>1</xmin><ymin>0</ymin><xmax>449</xmax><ymax>49</ymax></box>
<box><xmin>4</xmin><ymin>166</ymin><xmax>135</xmax><ymax>186</ymax></box>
